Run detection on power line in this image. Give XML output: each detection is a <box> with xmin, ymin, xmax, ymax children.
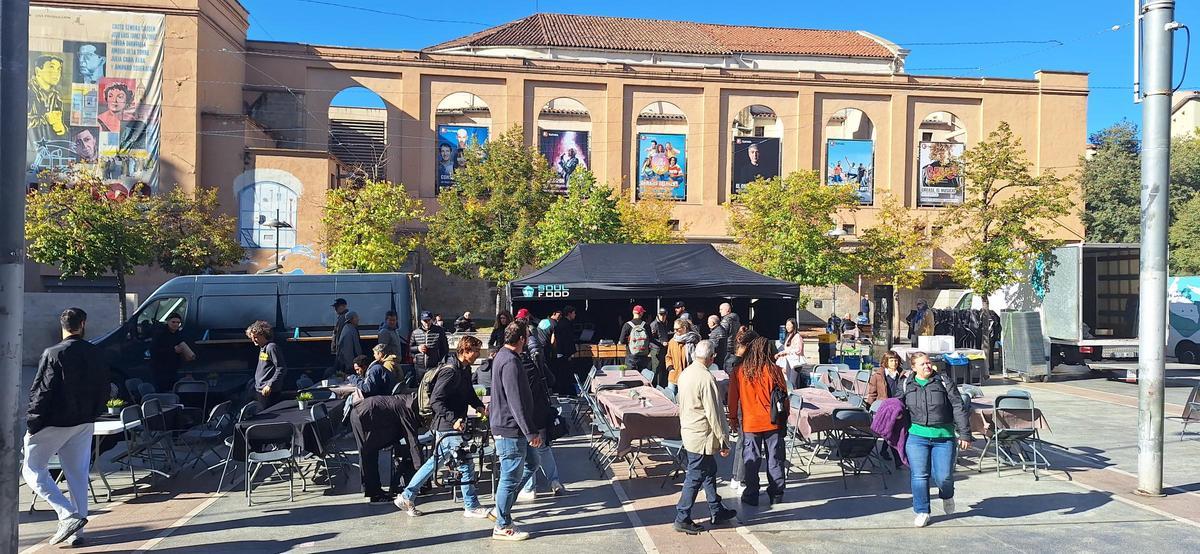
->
<box><xmin>291</xmin><ymin>0</ymin><xmax>493</xmax><ymax>27</ymax></box>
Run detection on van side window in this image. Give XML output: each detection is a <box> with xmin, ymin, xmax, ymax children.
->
<box><xmin>136</xmin><ymin>297</ymin><xmax>188</xmax><ymax>338</ymax></box>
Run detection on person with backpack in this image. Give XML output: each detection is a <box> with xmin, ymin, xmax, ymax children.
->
<box><xmin>395</xmin><ymin>336</ymin><xmax>488</xmax><ymax>518</ymax></box>
<box><xmin>899</xmin><ymin>351</ymin><xmax>973</xmax><ymax>528</ymax></box>
<box><xmin>618</xmin><ymin>305</ymin><xmax>653</xmax><ymax>374</ymax></box>
<box><xmin>727</xmin><ymin>336</ymin><xmax>789</xmax><ymax>506</ymax></box>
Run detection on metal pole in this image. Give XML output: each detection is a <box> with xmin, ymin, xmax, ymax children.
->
<box><xmin>0</xmin><ymin>1</ymin><xmax>30</xmax><ymax>550</ymax></box>
<box><xmin>274</xmin><ymin>209</ymin><xmax>281</xmax><ymax>271</ymax></box>
<box><xmin>1136</xmin><ymin>0</ymin><xmax>1174</xmax><ymax>497</ymax></box>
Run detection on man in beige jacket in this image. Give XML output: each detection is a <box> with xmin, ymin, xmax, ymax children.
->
<box><xmin>673</xmin><ymin>340</ymin><xmax>737</xmax><ymax>534</ymax></box>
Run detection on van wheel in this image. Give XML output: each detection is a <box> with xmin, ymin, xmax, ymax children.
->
<box><xmin>1176</xmin><ymin>341</ymin><xmax>1199</xmax><ymax>364</ymax></box>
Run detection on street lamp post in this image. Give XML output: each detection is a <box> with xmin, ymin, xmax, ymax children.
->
<box><xmin>828</xmin><ymin>225</ymin><xmax>846</xmax><ymax>317</ymax></box>
<box><xmin>264</xmin><ymin>209</ymin><xmax>292</xmax><ymax>274</ymax></box>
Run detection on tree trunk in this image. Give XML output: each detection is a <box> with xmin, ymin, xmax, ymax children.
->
<box><xmin>116</xmin><ymin>269</ymin><xmax>128</xmax><ymax>322</ymax></box>
<box><xmin>980</xmin><ymin>295</ymin><xmax>993</xmax><ymax>381</ymax></box>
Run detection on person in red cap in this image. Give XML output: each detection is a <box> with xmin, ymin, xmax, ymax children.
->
<box><xmin>618</xmin><ymin>305</ymin><xmax>653</xmax><ymax>374</ymax></box>
<box><xmin>516</xmin><ymin>308</ymin><xmax>531</xmax><ymax>320</ymax></box>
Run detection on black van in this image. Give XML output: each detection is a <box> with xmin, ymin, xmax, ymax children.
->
<box><xmin>94</xmin><ymin>273</ymin><xmax>417</xmax><ymax>390</ymax></box>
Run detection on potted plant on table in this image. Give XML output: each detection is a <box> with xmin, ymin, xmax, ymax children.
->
<box><xmin>296</xmin><ymin>392</ymin><xmax>314</xmax><ymax>411</ymax></box>
<box><xmin>106</xmin><ymin>398</ymin><xmax>126</xmax><ymax>416</ymax></box>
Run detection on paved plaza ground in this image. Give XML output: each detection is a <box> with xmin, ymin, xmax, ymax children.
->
<box><xmin>16</xmin><ymin>365</ymin><xmax>1200</xmax><ymax>553</ymax></box>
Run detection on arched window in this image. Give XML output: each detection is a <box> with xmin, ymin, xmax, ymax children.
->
<box><xmin>237</xmin><ymin>179</ymin><xmax>299</xmax><ymax>248</ymax></box>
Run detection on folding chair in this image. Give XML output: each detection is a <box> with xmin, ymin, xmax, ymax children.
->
<box><xmin>304</xmin><ymin>403</ymin><xmax>353</xmax><ymax>487</ymax></box>
<box><xmin>137</xmin><ymin>382</ymin><xmax>157</xmax><ymax>399</ymax></box>
<box><xmin>978</xmin><ymin>394</ymin><xmax>1049</xmax><ymax>479</ymax></box>
<box><xmin>640</xmin><ymin>368</ymin><xmax>656</xmax><ymax>384</ymax></box>
<box><xmin>125</xmin><ymin>378</ymin><xmax>144</xmax><ymax>402</ymax></box>
<box><xmin>657</xmin><ymin>438</ymin><xmax>687</xmax><ymax>488</ymax></box>
<box><xmin>140</xmin><ymin>398</ymin><xmax>178</xmax><ymax>469</ymax></box>
<box><xmin>832</xmin><ymin>409</ymin><xmax>887</xmax><ymax>489</ymax></box>
<box><xmin>174</xmin><ymin>380</ymin><xmax>211</xmax><ymax>426</ymax></box>
<box><xmin>177</xmin><ymin>400</ymin><xmax>233</xmax><ymax>471</ymax></box>
<box><xmin>27</xmin><ymin>455</ymin><xmax>99</xmax><ymax>513</ymax></box>
<box><xmin>1179</xmin><ymin>383</ymin><xmax>1200</xmax><ymax>440</ymax></box>
<box><xmin>214</xmin><ymin>401</ymin><xmax>261</xmax><ymax>492</ymax></box>
<box><xmin>244</xmin><ymin>422</ymin><xmax>304</xmax><ymax>506</ymax></box>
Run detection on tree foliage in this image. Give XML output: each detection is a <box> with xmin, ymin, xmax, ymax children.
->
<box><xmin>534</xmin><ymin>169</ymin><xmax>625</xmax><ymax>264</ymax></box>
<box><xmin>726</xmin><ymin>171</ymin><xmax>858</xmax><ymax>287</ymax></box>
<box><xmin>938</xmin><ymin>122</ymin><xmax>1072</xmax><ymax>310</ymax></box>
<box><xmin>25</xmin><ymin>170</ymin><xmax>158</xmax><ymax>321</ymax></box>
<box><xmin>153</xmin><ymin>186</ymin><xmax>244</xmax><ymax>275</ymax></box>
<box><xmin>854</xmin><ymin>192</ymin><xmax>931</xmax><ymax>291</ymax></box>
<box><xmin>1170</xmin><ymin>193</ymin><xmax>1200</xmax><ymax>274</ymax></box>
<box><xmin>425</xmin><ymin>126</ymin><xmax>555</xmax><ymax>284</ymax></box>
<box><xmin>322</xmin><ymin>179</ymin><xmax>422</xmax><ymax>273</ymax></box>
<box><xmin>619</xmin><ymin>191</ymin><xmax>684</xmax><ymax>245</ymax></box>
<box><xmin>1080</xmin><ymin>121</ymin><xmax>1141</xmax><ymax>243</ymax></box>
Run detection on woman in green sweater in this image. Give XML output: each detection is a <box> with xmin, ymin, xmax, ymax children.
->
<box><xmin>900</xmin><ymin>352</ymin><xmax>972</xmax><ymax>528</ymax></box>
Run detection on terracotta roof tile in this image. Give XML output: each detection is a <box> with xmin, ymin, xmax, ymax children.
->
<box><xmin>427</xmin><ymin>13</ymin><xmax>895</xmax><ymax>59</ymax></box>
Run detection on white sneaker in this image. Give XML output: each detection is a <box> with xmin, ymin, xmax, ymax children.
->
<box><xmin>914</xmin><ymin>513</ymin><xmax>930</xmax><ymax>528</ymax></box>
<box><xmin>517</xmin><ymin>489</ymin><xmax>537</xmax><ymax>503</ymax></box>
<box><xmin>942</xmin><ymin>498</ymin><xmax>955</xmax><ymax>515</ymax></box>
<box><xmin>67</xmin><ymin>530</ymin><xmax>85</xmax><ymax>547</ymax></box>
<box><xmin>492</xmin><ymin>525</ymin><xmax>531</xmax><ymax>541</ymax></box>
<box><xmin>550</xmin><ymin>480</ymin><xmax>568</xmax><ymax>496</ymax></box>
<box><xmin>729</xmin><ymin>480</ymin><xmax>743</xmax><ymax>493</ymax></box>
<box><xmin>393</xmin><ymin>496</ymin><xmax>423</xmax><ymax>517</ymax></box>
<box><xmin>464</xmin><ymin>507</ymin><xmax>490</xmax><ymax>519</ymax></box>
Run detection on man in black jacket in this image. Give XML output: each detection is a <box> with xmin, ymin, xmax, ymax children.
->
<box><xmin>409</xmin><ymin>310</ymin><xmax>449</xmax><ymax>388</ymax></box>
<box><xmin>395</xmin><ymin>336</ymin><xmax>488</xmax><ymax>517</ymax></box>
<box><xmin>351</xmin><ymin>393</ymin><xmax>426</xmax><ymax>504</ymax></box>
<box><xmin>23</xmin><ymin>308</ymin><xmax>109</xmax><ymax>546</ymax></box>
<box><xmin>717</xmin><ymin>303</ymin><xmax>741</xmax><ymax>371</ymax></box>
<box><xmin>247</xmin><ymin>320</ymin><xmax>285</xmax><ymax>408</ymax></box>
<box><xmin>490</xmin><ymin>321</ymin><xmax>543</xmax><ymax>541</ymax></box>
<box><xmin>649</xmin><ymin>308</ymin><xmax>672</xmax><ymax>387</ymax></box>
<box><xmin>551</xmin><ymin>305</ymin><xmax>578</xmax><ymax>395</ymax></box>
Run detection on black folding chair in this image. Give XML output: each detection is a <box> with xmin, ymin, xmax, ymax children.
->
<box><xmin>244</xmin><ymin>422</ymin><xmax>303</xmax><ymax>506</ymax></box>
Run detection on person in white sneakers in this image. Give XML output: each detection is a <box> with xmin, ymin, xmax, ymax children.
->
<box><xmin>487</xmin><ymin>321</ymin><xmax>543</xmax><ymax>541</ymax></box>
<box><xmin>23</xmin><ymin>308</ymin><xmax>110</xmax><ymax>546</ymax></box>
<box><xmin>899</xmin><ymin>352</ymin><xmax>973</xmax><ymax>527</ymax></box>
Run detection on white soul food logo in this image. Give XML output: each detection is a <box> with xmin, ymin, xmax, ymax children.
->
<box><xmin>525</xmin><ymin>284</ymin><xmax>570</xmax><ymax>298</ymax></box>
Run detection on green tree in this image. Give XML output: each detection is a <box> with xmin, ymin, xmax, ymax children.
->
<box><xmin>1080</xmin><ymin>122</ymin><xmax>1141</xmax><ymax>242</ymax></box>
<box><xmin>25</xmin><ymin>172</ymin><xmax>158</xmax><ymax>321</ymax></box>
<box><xmin>726</xmin><ymin>171</ymin><xmax>858</xmax><ymax>288</ymax></box>
<box><xmin>153</xmin><ymin>186</ymin><xmax>245</xmax><ymax>275</ymax></box>
<box><xmin>939</xmin><ymin>121</ymin><xmax>1072</xmax><ymax>335</ymax></box>
<box><xmin>855</xmin><ymin>192</ymin><xmax>931</xmax><ymax>292</ymax></box>
<box><xmin>426</xmin><ymin>125</ymin><xmax>555</xmax><ymax>288</ymax></box>
<box><xmin>534</xmin><ymin>169</ymin><xmax>625</xmax><ymax>264</ymax></box>
<box><xmin>1170</xmin><ymin>193</ymin><xmax>1200</xmax><ymax>273</ymax></box>
<box><xmin>322</xmin><ymin>180</ymin><xmax>423</xmax><ymax>273</ymax></box>
<box><xmin>618</xmin><ymin>192</ymin><xmax>685</xmax><ymax>245</ymax></box>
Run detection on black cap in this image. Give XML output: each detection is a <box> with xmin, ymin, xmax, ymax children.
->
<box><xmin>658</xmin><ymin>307</ymin><xmax>668</xmax><ymax>315</ymax></box>
<box><xmin>332</xmin><ymin>298</ymin><xmax>347</xmax><ymax>307</ymax></box>
<box><xmin>420</xmin><ymin>310</ymin><xmax>432</xmax><ymax>320</ymax></box>
<box><xmin>673</xmin><ymin>301</ymin><xmax>686</xmax><ymax>309</ymax></box>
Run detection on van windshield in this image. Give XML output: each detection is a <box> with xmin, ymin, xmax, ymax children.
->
<box><xmin>136</xmin><ymin>297</ymin><xmax>188</xmax><ymax>337</ymax></box>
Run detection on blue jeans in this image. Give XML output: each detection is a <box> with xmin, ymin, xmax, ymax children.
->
<box><xmin>905</xmin><ymin>434</ymin><xmax>957</xmax><ymax>514</ymax></box>
<box><xmin>402</xmin><ymin>433</ymin><xmax>480</xmax><ymax>510</ymax></box>
<box><xmin>521</xmin><ymin>441</ymin><xmax>560</xmax><ymax>493</ymax></box>
<box><xmin>675</xmin><ymin>450</ymin><xmax>722</xmax><ymax>525</ymax></box>
<box><xmin>494</xmin><ymin>435</ymin><xmax>538</xmax><ymax>527</ymax></box>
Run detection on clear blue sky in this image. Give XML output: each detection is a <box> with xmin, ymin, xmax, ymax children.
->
<box><xmin>242</xmin><ymin>0</ymin><xmax>1198</xmax><ymax>136</ymax></box>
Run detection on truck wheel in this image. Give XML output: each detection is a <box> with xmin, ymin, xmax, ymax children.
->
<box><xmin>1176</xmin><ymin>341</ymin><xmax>1199</xmax><ymax>364</ymax></box>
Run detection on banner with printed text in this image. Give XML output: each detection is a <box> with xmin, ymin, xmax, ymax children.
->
<box><xmin>436</xmin><ymin>125</ymin><xmax>489</xmax><ymax>193</ymax></box>
<box><xmin>917</xmin><ymin>141</ymin><xmax>966</xmax><ymax>206</ymax></box>
<box><xmin>28</xmin><ymin>7</ymin><xmax>164</xmax><ymax>194</ymax></box>
<box><xmin>637</xmin><ymin>133</ymin><xmax>686</xmax><ymax>201</ymax></box>
<box><xmin>731</xmin><ymin>136</ymin><xmax>780</xmax><ymax>195</ymax></box>
<box><xmin>539</xmin><ymin>129</ymin><xmax>589</xmax><ymax>194</ymax></box>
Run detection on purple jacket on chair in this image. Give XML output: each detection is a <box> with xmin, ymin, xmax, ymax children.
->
<box><xmin>870</xmin><ymin>397</ymin><xmax>910</xmax><ymax>466</ymax></box>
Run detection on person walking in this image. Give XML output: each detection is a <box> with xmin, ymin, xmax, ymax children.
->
<box><xmin>395</xmin><ymin>336</ymin><xmax>489</xmax><ymax>517</ymax></box>
<box><xmin>518</xmin><ymin>331</ymin><xmax>568</xmax><ymax>501</ymax></box>
<box><xmin>490</xmin><ymin>321</ymin><xmax>544</xmax><ymax>541</ymax></box>
<box><xmin>331</xmin><ymin>297</ymin><xmax>349</xmax><ymax>357</ymax></box>
<box><xmin>335</xmin><ymin>311</ymin><xmax>363</xmax><ymax>377</ymax></box>
<box><xmin>867</xmin><ymin>350</ymin><xmax>907</xmax><ymax>468</ymax></box>
<box><xmin>23</xmin><ymin>308</ymin><xmax>110</xmax><ymax>546</ymax></box>
<box><xmin>728</xmin><ymin>337</ymin><xmax>789</xmax><ymax>506</ymax></box>
<box><xmin>726</xmin><ymin>326</ymin><xmax>758</xmax><ymax>494</ymax></box>
<box><xmin>900</xmin><ymin>352</ymin><xmax>972</xmax><ymax>527</ymax></box>
<box><xmin>551</xmin><ymin>305</ymin><xmax>579</xmax><ymax>396</ymax></box>
<box><xmin>247</xmin><ymin>320</ymin><xmax>285</xmax><ymax>408</ymax></box>
<box><xmin>149</xmin><ymin>312</ymin><xmax>188</xmax><ymax>392</ymax></box>
<box><xmin>618</xmin><ymin>306</ymin><xmax>653</xmax><ymax>374</ymax></box>
<box><xmin>665</xmin><ymin>319</ymin><xmax>700</xmax><ymax>385</ymax></box>
<box><xmin>673</xmin><ymin>340</ymin><xmax>737</xmax><ymax>534</ymax></box>
<box><xmin>774</xmin><ymin>318</ymin><xmax>806</xmax><ymax>385</ymax></box>
<box><xmin>649</xmin><ymin>308</ymin><xmax>672</xmax><ymax>387</ymax></box>
<box><xmin>409</xmin><ymin>311</ymin><xmax>449</xmax><ymax>388</ymax></box>
<box><xmin>860</xmin><ymin>294</ymin><xmax>872</xmax><ymax>324</ymax></box>
<box><xmin>706</xmin><ymin>315</ymin><xmax>727</xmax><ymax>368</ymax></box>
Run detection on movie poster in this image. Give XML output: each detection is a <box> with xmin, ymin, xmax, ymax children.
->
<box><xmin>436</xmin><ymin>125</ymin><xmax>488</xmax><ymax>193</ymax></box>
<box><xmin>917</xmin><ymin>141</ymin><xmax>966</xmax><ymax>206</ymax></box>
<box><xmin>539</xmin><ymin>129</ymin><xmax>589</xmax><ymax>194</ymax></box>
<box><xmin>825</xmin><ymin>139</ymin><xmax>875</xmax><ymax>205</ymax></box>
<box><xmin>637</xmin><ymin>133</ymin><xmax>686</xmax><ymax>201</ymax></box>
<box><xmin>28</xmin><ymin>7</ymin><xmax>164</xmax><ymax>194</ymax></box>
<box><xmin>731</xmin><ymin>137</ymin><xmax>780</xmax><ymax>195</ymax></box>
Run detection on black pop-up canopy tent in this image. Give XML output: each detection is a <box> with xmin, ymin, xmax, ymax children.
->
<box><xmin>510</xmin><ymin>244</ymin><xmax>800</xmax><ymax>340</ymax></box>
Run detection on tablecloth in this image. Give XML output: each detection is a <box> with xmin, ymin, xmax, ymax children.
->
<box><xmin>590</xmin><ymin>368</ymin><xmax>651</xmax><ymax>393</ymax></box>
<box><xmin>787</xmin><ymin>388</ymin><xmax>865</xmax><ymax>440</ymax></box>
<box><xmin>596</xmin><ymin>385</ymin><xmax>680</xmax><ymax>454</ymax></box>
<box><xmin>817</xmin><ymin>369</ymin><xmax>869</xmax><ymax>396</ymax></box>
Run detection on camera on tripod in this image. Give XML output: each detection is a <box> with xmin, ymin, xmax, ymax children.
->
<box><xmin>432</xmin><ymin>420</ymin><xmax>482</xmax><ymax>487</ymax></box>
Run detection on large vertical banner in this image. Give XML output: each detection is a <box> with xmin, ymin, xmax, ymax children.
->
<box><xmin>731</xmin><ymin>136</ymin><xmax>780</xmax><ymax>195</ymax></box>
<box><xmin>825</xmin><ymin>139</ymin><xmax>874</xmax><ymax>205</ymax></box>
<box><xmin>637</xmin><ymin>133</ymin><xmax>686</xmax><ymax>201</ymax></box>
<box><xmin>539</xmin><ymin>130</ymin><xmax>589</xmax><ymax>194</ymax></box>
<box><xmin>917</xmin><ymin>141</ymin><xmax>966</xmax><ymax>206</ymax></box>
<box><xmin>28</xmin><ymin>7</ymin><xmax>164</xmax><ymax>194</ymax></box>
<box><xmin>436</xmin><ymin>125</ymin><xmax>488</xmax><ymax>193</ymax></box>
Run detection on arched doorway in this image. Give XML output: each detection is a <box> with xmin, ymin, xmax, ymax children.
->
<box><xmin>328</xmin><ymin>86</ymin><xmax>387</xmax><ymax>183</ymax></box>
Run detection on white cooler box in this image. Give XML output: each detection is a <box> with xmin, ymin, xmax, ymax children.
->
<box><xmin>917</xmin><ymin>335</ymin><xmax>956</xmax><ymax>354</ymax></box>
